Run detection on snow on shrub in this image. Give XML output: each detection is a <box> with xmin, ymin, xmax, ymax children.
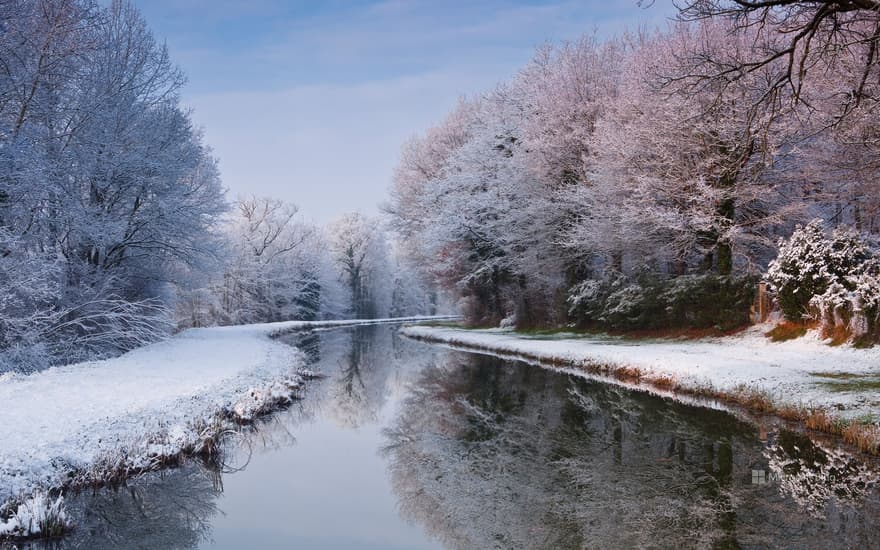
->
<box><xmin>767</xmin><ymin>220</ymin><xmax>880</xmax><ymax>343</ymax></box>
<box><xmin>567</xmin><ymin>270</ymin><xmax>754</xmax><ymax>331</ymax></box>
<box><xmin>0</xmin><ymin>491</ymin><xmax>72</xmax><ymax>541</ymax></box>
<box><xmin>230</xmin><ymin>375</ymin><xmax>305</xmax><ymax>422</ymax></box>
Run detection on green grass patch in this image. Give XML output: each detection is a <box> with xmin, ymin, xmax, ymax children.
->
<box><xmin>817</xmin><ymin>379</ymin><xmax>880</xmax><ymax>393</ymax></box>
<box><xmin>810</xmin><ymin>373</ymin><xmax>880</xmax><ymax>393</ymax></box>
<box><xmin>421</xmin><ymin>321</ymin><xmax>467</xmax><ymax>329</ymax></box>
<box><xmin>810</xmin><ymin>372</ymin><xmax>876</xmax><ymax>380</ymax></box>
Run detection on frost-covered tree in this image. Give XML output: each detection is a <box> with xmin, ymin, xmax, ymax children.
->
<box><xmin>387</xmin><ymin>6</ymin><xmax>880</xmax><ymax>334</ymax></box>
<box><xmin>673</xmin><ymin>0</ymin><xmax>880</xmax><ymax>129</ymax></box>
<box><xmin>571</xmin><ymin>22</ymin><xmax>805</xmax><ymax>277</ymax></box>
<box><xmin>327</xmin><ymin>212</ymin><xmax>393</xmax><ymax>319</ymax></box>
<box><xmin>221</xmin><ymin>197</ymin><xmax>329</xmax><ymax>323</ymax></box>
<box><xmin>0</xmin><ymin>0</ymin><xmax>226</xmax><ymax>370</ymax></box>
<box><xmin>177</xmin><ymin>197</ymin><xmax>350</xmax><ymax>327</ymax></box>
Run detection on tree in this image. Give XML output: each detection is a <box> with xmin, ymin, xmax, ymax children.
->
<box><xmin>221</xmin><ymin>197</ymin><xmax>313</xmax><ymax>323</ymax></box>
<box><xmin>671</xmin><ymin>0</ymin><xmax>880</xmax><ymax>128</ymax></box>
<box><xmin>328</xmin><ymin>213</ymin><xmax>392</xmax><ymax>319</ymax></box>
<box><xmin>568</xmin><ymin>23</ymin><xmax>807</xmax><ymax>278</ymax></box>
<box><xmin>0</xmin><ymin>0</ymin><xmax>227</xmax><ymax>369</ymax></box>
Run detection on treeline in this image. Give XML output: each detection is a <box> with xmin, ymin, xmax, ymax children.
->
<box><xmin>388</xmin><ymin>1</ymin><xmax>880</xmax><ymax>337</ymax></box>
<box><xmin>177</xmin><ymin>200</ymin><xmax>437</xmax><ymax>329</ymax></box>
<box><xmin>0</xmin><ymin>0</ymin><xmax>435</xmax><ymax>372</ymax></box>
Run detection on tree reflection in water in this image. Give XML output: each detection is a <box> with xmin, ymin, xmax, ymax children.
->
<box><xmin>289</xmin><ymin>325</ymin><xmax>404</xmax><ymax>429</ymax></box>
<box><xmin>16</xmin><ymin>328</ymin><xmax>880</xmax><ymax>549</ymax></box>
<box><xmin>383</xmin><ymin>352</ymin><xmax>880</xmax><ymax>550</ymax></box>
<box><xmin>47</xmin><ymin>466</ymin><xmax>221</xmax><ymax>550</ymax></box>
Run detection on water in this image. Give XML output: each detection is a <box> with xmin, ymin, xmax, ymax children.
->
<box><xmin>26</xmin><ymin>324</ymin><xmax>880</xmax><ymax>549</ymax></box>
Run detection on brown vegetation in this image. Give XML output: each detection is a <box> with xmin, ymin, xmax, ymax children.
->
<box><xmin>765</xmin><ymin>321</ymin><xmax>811</xmax><ymax>342</ymax></box>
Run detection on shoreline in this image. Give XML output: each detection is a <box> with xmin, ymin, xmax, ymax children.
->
<box><xmin>0</xmin><ymin>316</ymin><xmax>454</xmax><ymax>543</ymax></box>
<box><xmin>401</xmin><ymin>325</ymin><xmax>880</xmax><ymax>456</ymax></box>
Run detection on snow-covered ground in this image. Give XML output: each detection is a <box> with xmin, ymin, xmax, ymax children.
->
<box><xmin>401</xmin><ymin>325</ymin><xmax>880</xmax><ymax>421</ymax></box>
<box><xmin>0</xmin><ymin>316</ymin><xmax>451</xmax><ymax>514</ymax></box>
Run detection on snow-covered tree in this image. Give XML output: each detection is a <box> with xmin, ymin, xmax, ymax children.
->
<box><xmin>0</xmin><ymin>0</ymin><xmax>227</xmax><ymax>370</ymax></box>
<box><xmin>327</xmin><ymin>212</ymin><xmax>393</xmax><ymax>319</ymax></box>
<box><xmin>673</xmin><ymin>0</ymin><xmax>880</xmax><ymax>130</ymax></box>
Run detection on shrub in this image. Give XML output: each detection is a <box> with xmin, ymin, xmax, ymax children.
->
<box><xmin>567</xmin><ymin>271</ymin><xmax>755</xmax><ymax>332</ymax></box>
<box><xmin>811</xmin><ymin>267</ymin><xmax>880</xmax><ymax>344</ymax></box>
<box><xmin>766</xmin><ymin>220</ymin><xmax>873</xmax><ymax>321</ymax></box>
<box><xmin>767</xmin><ymin>219</ymin><xmax>880</xmax><ymax>344</ymax></box>
<box><xmin>661</xmin><ymin>274</ymin><xmax>756</xmax><ymax>331</ymax></box>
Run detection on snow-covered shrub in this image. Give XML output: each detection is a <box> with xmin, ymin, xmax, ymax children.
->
<box><xmin>600</xmin><ymin>280</ymin><xmax>657</xmax><ymax>329</ymax></box>
<box><xmin>567</xmin><ymin>270</ymin><xmax>628</xmax><ymax>326</ymax></box>
<box><xmin>0</xmin><ymin>492</ymin><xmax>72</xmax><ymax>541</ymax></box>
<box><xmin>0</xmin><ymin>230</ymin><xmax>173</xmax><ymax>373</ymax></box>
<box><xmin>661</xmin><ymin>274</ymin><xmax>756</xmax><ymax>331</ymax></box>
<box><xmin>766</xmin><ymin>220</ymin><xmax>873</xmax><ymax>321</ymax></box>
<box><xmin>767</xmin><ymin>219</ymin><xmax>880</xmax><ymax>343</ymax></box>
<box><xmin>810</xmin><ymin>264</ymin><xmax>880</xmax><ymax>344</ymax></box>
<box><xmin>567</xmin><ymin>271</ymin><xmax>754</xmax><ymax>331</ymax></box>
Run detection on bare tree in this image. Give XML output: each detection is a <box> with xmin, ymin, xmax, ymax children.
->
<box><xmin>667</xmin><ymin>0</ymin><xmax>880</xmax><ymax>126</ymax></box>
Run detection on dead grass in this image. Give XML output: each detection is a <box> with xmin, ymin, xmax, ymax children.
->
<box><xmin>842</xmin><ymin>423</ymin><xmax>880</xmax><ymax>454</ymax></box>
<box><xmin>765</xmin><ymin>321</ymin><xmax>811</xmax><ymax>342</ymax></box>
<box><xmin>652</xmin><ymin>375</ymin><xmax>677</xmax><ymax>391</ymax></box>
<box><xmin>822</xmin><ymin>324</ymin><xmax>853</xmax><ymax>346</ymax></box>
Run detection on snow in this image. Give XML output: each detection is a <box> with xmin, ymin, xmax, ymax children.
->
<box><xmin>400</xmin><ymin>325</ymin><xmax>880</xmax><ymax>420</ymax></box>
<box><xmin>0</xmin><ymin>316</ymin><xmax>452</xmax><ymax>513</ymax></box>
<box><xmin>0</xmin><ymin>491</ymin><xmax>69</xmax><ymax>539</ymax></box>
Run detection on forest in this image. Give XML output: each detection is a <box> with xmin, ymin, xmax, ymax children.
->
<box><xmin>2</xmin><ymin>1</ymin><xmax>880</xmax><ymax>545</ymax></box>
<box><xmin>0</xmin><ymin>0</ymin><xmax>435</xmax><ymax>373</ymax></box>
<box><xmin>3</xmin><ymin>0</ymin><xmax>880</xmax><ymax>374</ymax></box>
<box><xmin>387</xmin><ymin>0</ymin><xmax>880</xmax><ymax>343</ymax></box>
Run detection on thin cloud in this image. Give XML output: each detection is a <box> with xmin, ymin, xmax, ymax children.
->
<box><xmin>140</xmin><ymin>0</ymin><xmax>675</xmax><ymax>222</ymax></box>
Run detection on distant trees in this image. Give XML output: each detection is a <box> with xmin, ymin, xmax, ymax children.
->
<box><xmin>217</xmin><ymin>197</ymin><xmax>345</xmax><ymax>325</ymax></box>
<box><xmin>176</xmin><ymin>204</ymin><xmax>436</xmax><ymax>329</ymax></box>
<box><xmin>388</xmin><ymin>7</ymin><xmax>880</xmax><ymax>335</ymax></box>
<box><xmin>0</xmin><ymin>0</ymin><xmax>225</xmax><ymax>371</ymax></box>
<box><xmin>327</xmin><ymin>212</ymin><xmax>393</xmax><ymax>319</ymax></box>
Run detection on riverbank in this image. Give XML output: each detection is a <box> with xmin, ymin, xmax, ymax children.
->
<box><xmin>401</xmin><ymin>325</ymin><xmax>880</xmax><ymax>453</ymax></box>
<box><xmin>0</xmin><ymin>316</ymin><xmax>453</xmax><ymax>542</ymax></box>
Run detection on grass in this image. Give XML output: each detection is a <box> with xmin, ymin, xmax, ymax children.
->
<box><xmin>422</xmin><ymin>321</ymin><xmax>468</xmax><ymax>329</ymax></box>
<box><xmin>809</xmin><ymin>372</ymin><xmax>880</xmax><ymax>393</ymax></box>
<box><xmin>765</xmin><ymin>321</ymin><xmax>809</xmax><ymax>342</ymax></box>
<box><xmin>817</xmin><ymin>379</ymin><xmax>880</xmax><ymax>393</ymax></box>
<box><xmin>0</xmin><ymin>491</ymin><xmax>73</xmax><ymax>543</ymax></box>
<box><xmin>810</xmin><ymin>371</ymin><xmax>874</xmax><ymax>380</ymax></box>
<box><xmin>513</xmin><ymin>324</ymin><xmax>749</xmax><ymax>341</ymax></box>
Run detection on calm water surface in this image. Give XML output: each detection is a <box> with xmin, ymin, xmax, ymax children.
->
<box><xmin>28</xmin><ymin>324</ymin><xmax>880</xmax><ymax>549</ymax></box>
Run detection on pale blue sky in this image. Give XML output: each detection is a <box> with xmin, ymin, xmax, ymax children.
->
<box><xmin>138</xmin><ymin>1</ymin><xmax>675</xmax><ymax>223</ymax></box>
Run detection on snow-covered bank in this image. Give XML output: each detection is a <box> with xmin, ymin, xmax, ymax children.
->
<box><xmin>0</xmin><ymin>316</ymin><xmax>452</xmax><ymax>525</ymax></box>
<box><xmin>401</xmin><ymin>325</ymin><xmax>880</xmax><ymax>427</ymax></box>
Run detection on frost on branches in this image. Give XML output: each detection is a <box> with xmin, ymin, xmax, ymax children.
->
<box><xmin>767</xmin><ymin>220</ymin><xmax>880</xmax><ymax>343</ymax></box>
<box><xmin>0</xmin><ymin>1</ymin><xmax>226</xmax><ymax>371</ymax></box>
<box><xmin>388</xmin><ymin>9</ymin><xmax>880</xmax><ymax>334</ymax></box>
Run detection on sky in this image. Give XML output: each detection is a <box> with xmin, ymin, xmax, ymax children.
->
<box><xmin>137</xmin><ymin>0</ymin><xmax>676</xmax><ymax>224</ymax></box>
